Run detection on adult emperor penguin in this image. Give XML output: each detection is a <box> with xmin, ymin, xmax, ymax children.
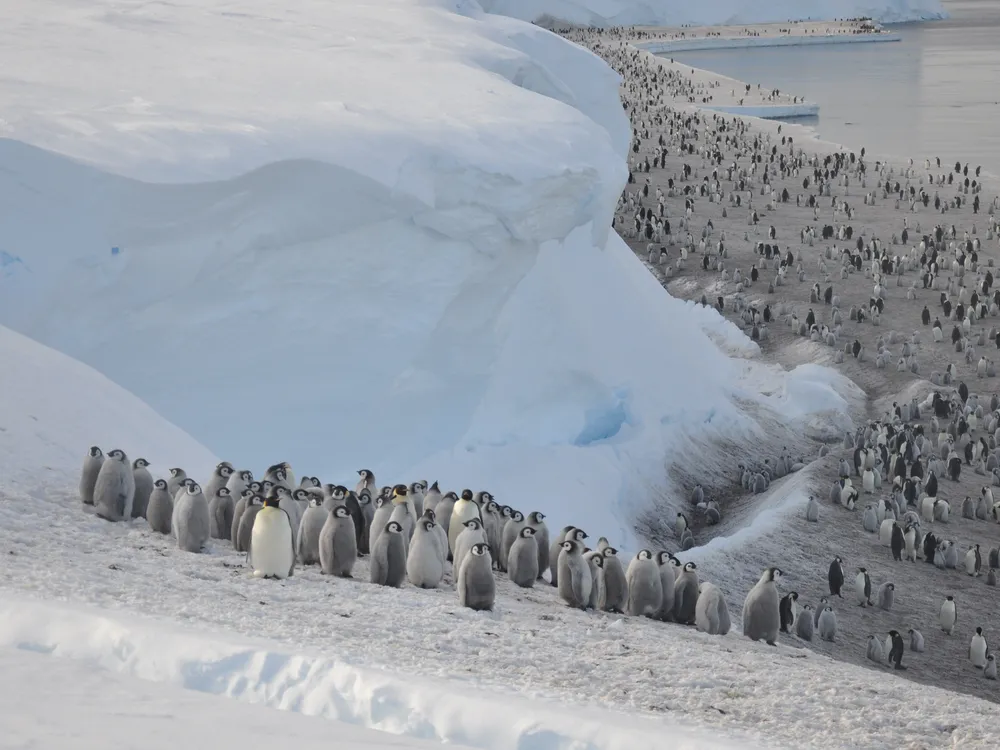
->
<box><xmin>407</xmin><ymin>516</ymin><xmax>445</xmax><ymax>589</ymax></box>
<box><xmin>458</xmin><ymin>543</ymin><xmax>495</xmax><ymax>611</ymax></box>
<box><xmin>965</xmin><ymin>544</ymin><xmax>982</xmax><ymax>576</ymax></box>
<box><xmin>236</xmin><ymin>496</ymin><xmax>264</xmax><ymax>554</ymax></box>
<box><xmin>625</xmin><ymin>550</ymin><xmax>663</xmax><ymax>617</ymax></box>
<box><xmin>985</xmin><ymin>654</ymin><xmax>998</xmax><ymax>680</ymax></box>
<box><xmin>695</xmin><ymin>582</ymin><xmax>731</xmax><ymax>635</ymax></box>
<box><xmin>454</xmin><ymin>518</ymin><xmax>487</xmax><ymax>576</ymax></box>
<box><xmin>131</xmin><ymin>458</ymin><xmax>153</xmax><ymax>519</ymax></box>
<box><xmin>818</xmin><ymin>606</ymin><xmax>838</xmax><ymax>642</ymax></box>
<box><xmin>970</xmin><ymin>627</ymin><xmax>989</xmax><ymax>668</ymax></box>
<box><xmin>828</xmin><ymin>557</ymin><xmax>845</xmax><ymax>597</ymax></box>
<box><xmin>805</xmin><ymin>495</ymin><xmax>819</xmax><ymax>522</ymax></box>
<box><xmin>855</xmin><ymin>567</ymin><xmax>873</xmax><ymax>607</ymax></box>
<box><xmin>891</xmin><ymin>523</ymin><xmax>904</xmax><ymax>561</ymax></box>
<box><xmin>557</xmin><ymin>539</ymin><xmax>593</xmax><ymax>610</ymax></box>
<box><xmin>370</xmin><ymin>520</ymin><xmax>406</xmax><ymax>587</ymax></box>
<box><xmin>79</xmin><ymin>446</ymin><xmax>104</xmax><ymax>506</ymax></box>
<box><xmin>501</xmin><ymin>510</ymin><xmax>527</xmax><ymax>571</ymax></box>
<box><xmin>318</xmin><ymin>505</ymin><xmax>357</xmax><ymax>578</ymax></box>
<box><xmin>526</xmin><ymin>511</ymin><xmax>550</xmax><ymax>579</ymax></box>
<box><xmin>297</xmin><ymin>496</ymin><xmax>328</xmax><ymax>564</ymax></box>
<box><xmin>674</xmin><ymin>562</ymin><xmax>701</xmax><ymax>625</ymax></box>
<box><xmin>940</xmin><ymin>595</ymin><xmax>958</xmax><ymax>635</ymax></box>
<box><xmin>507</xmin><ymin>527</ymin><xmax>539</xmax><ymax>588</ymax></box>
<box><xmin>796</xmin><ymin>605</ymin><xmax>814</xmax><ymax>641</ymax></box>
<box><xmin>145</xmin><ymin>479</ymin><xmax>173</xmax><ymax>535</ymax></box>
<box><xmin>249</xmin><ymin>495</ymin><xmax>295</xmax><ymax>578</ymax></box>
<box><xmin>203</xmin><ymin>462</ymin><xmax>234</xmax><ymax>504</ymax></box>
<box><xmin>779</xmin><ymin>591</ymin><xmax>799</xmax><ymax>633</ymax></box>
<box><xmin>866</xmin><ymin>635</ymin><xmax>885</xmax><ymax>664</ymax></box>
<box><xmin>878</xmin><ymin>582</ymin><xmax>895</xmax><ymax>611</ymax></box>
<box><xmin>173</xmin><ymin>482</ymin><xmax>211</xmax><ymax>554</ymax></box>
<box><xmin>166</xmin><ymin>467</ymin><xmax>187</xmax><ymax>498</ymax></box>
<box><xmin>449</xmin><ymin>489</ymin><xmax>481</xmax><ymax>557</ymax></box>
<box><xmin>908</xmin><ymin>628</ymin><xmax>925</xmax><ymax>652</ymax></box>
<box><xmin>208</xmin><ymin>486</ymin><xmax>235</xmax><ymax>541</ymax></box>
<box><xmin>656</xmin><ymin>551</ymin><xmax>679</xmax><ymax>622</ymax></box>
<box><xmin>93</xmin><ymin>449</ymin><xmax>136</xmax><ymax>523</ymax></box>
<box><xmin>743</xmin><ymin>567</ymin><xmax>782</xmax><ymax>645</ymax></box>
<box><xmin>600</xmin><ymin>547</ymin><xmax>628</xmax><ymax>614</ymax></box>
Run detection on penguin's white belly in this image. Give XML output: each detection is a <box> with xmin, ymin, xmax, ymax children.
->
<box><xmin>971</xmin><ymin>637</ymin><xmax>988</xmax><ymax>667</ymax></box>
<box><xmin>252</xmin><ymin>510</ymin><xmax>294</xmax><ymax>579</ymax></box>
<box><xmin>863</xmin><ymin>471</ymin><xmax>875</xmax><ymax>493</ymax></box>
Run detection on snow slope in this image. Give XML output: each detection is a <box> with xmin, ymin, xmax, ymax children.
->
<box><xmin>483</xmin><ymin>0</ymin><xmax>947</xmax><ymax>26</ymax></box>
<box><xmin>0</xmin><ymin>0</ymin><xmax>855</xmax><ymax>547</ymax></box>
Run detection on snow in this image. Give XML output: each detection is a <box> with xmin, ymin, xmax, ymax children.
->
<box><xmin>481</xmin><ymin>0</ymin><xmax>947</xmax><ymax>26</ymax></box>
<box><xmin>0</xmin><ymin>0</ymin><xmax>860</xmax><ymax>551</ymax></box>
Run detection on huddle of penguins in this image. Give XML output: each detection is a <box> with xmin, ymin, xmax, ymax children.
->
<box><xmin>77</xmin><ymin>445</ymin><xmax>812</xmax><ymax>640</ymax></box>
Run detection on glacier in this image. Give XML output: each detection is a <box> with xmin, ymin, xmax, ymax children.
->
<box><xmin>0</xmin><ymin>0</ymin><xmax>864</xmax><ymax>546</ymax></box>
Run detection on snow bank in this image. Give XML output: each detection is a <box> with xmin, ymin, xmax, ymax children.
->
<box><xmin>0</xmin><ymin>0</ymin><xmax>856</xmax><ymax>547</ymax></box>
<box><xmin>482</xmin><ymin>0</ymin><xmax>947</xmax><ymax>27</ymax></box>
<box><xmin>0</xmin><ymin>324</ymin><xmax>216</xmax><ymax>487</ymax></box>
<box><xmin>0</xmin><ymin>595</ymin><xmax>764</xmax><ymax>750</ymax></box>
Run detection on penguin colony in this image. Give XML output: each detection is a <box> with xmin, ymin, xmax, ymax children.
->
<box><xmin>547</xmin><ymin>22</ymin><xmax>1000</xmax><ymax>693</ymax></box>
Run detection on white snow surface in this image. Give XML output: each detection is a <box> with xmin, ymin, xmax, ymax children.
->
<box><xmin>481</xmin><ymin>0</ymin><xmax>946</xmax><ymax>26</ymax></box>
<box><xmin>0</xmin><ymin>0</ymin><xmax>859</xmax><ymax>548</ymax></box>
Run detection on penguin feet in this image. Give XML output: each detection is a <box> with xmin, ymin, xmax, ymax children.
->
<box><xmin>766</xmin><ymin>640</ymin><xmax>777</xmax><ymax>647</ymax></box>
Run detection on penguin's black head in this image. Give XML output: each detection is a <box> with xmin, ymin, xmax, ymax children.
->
<box><xmin>461</xmin><ymin>489</ymin><xmax>473</xmax><ymax>501</ymax></box>
<box><xmin>471</xmin><ymin>543</ymin><xmax>488</xmax><ymax>557</ymax></box>
<box><xmin>308</xmin><ymin>497</ymin><xmax>322</xmax><ymax>508</ymax></box>
<box><xmin>170</xmin><ymin>467</ymin><xmax>184</xmax><ymax>478</ymax></box>
<box><xmin>249</xmin><ymin>481</ymin><xmax>262</xmax><ymax>492</ymax></box>
<box><xmin>486</xmin><ymin>500</ymin><xmax>499</xmax><ymax>513</ymax></box>
<box><xmin>976</xmin><ymin>626</ymin><xmax>983</xmax><ymax>635</ymax></box>
<box><xmin>638</xmin><ymin>549</ymin><xmax>653</xmax><ymax>561</ymax></box>
<box><xmin>530</xmin><ymin>511</ymin><xmax>545</xmax><ymax>523</ymax></box>
<box><xmin>684</xmin><ymin>562</ymin><xmax>697</xmax><ymax>572</ymax></box>
<box><xmin>513</xmin><ymin>510</ymin><xmax>525</xmax><ymax>523</ymax></box>
<box><xmin>241</xmin><ymin>470</ymin><xmax>253</xmax><ymax>482</ymax></box>
<box><xmin>275</xmin><ymin>468</ymin><xmax>287</xmax><ymax>481</ymax></box>
<box><xmin>561</xmin><ymin>540</ymin><xmax>576</xmax><ymax>553</ymax></box>
<box><xmin>603</xmin><ymin>547</ymin><xmax>618</xmax><ymax>557</ymax></box>
<box><xmin>465</xmin><ymin>518</ymin><xmax>481</xmax><ymax>530</ymax></box>
<box><xmin>332</xmin><ymin>485</ymin><xmax>348</xmax><ymax>499</ymax></box>
<box><xmin>500</xmin><ymin>506</ymin><xmax>512</xmax><ymax>518</ymax></box>
<box><xmin>249</xmin><ymin>495</ymin><xmax>263</xmax><ymax>507</ymax></box>
<box><xmin>89</xmin><ymin>446</ymin><xmax>102</xmax><ymax>458</ymax></box>
<box><xmin>293</xmin><ymin>489</ymin><xmax>310</xmax><ymax>502</ymax></box>
<box><xmin>386</xmin><ymin>521</ymin><xmax>403</xmax><ymax>534</ymax></box>
<box><xmin>263</xmin><ymin>496</ymin><xmax>280</xmax><ymax>508</ymax></box>
<box><xmin>154</xmin><ymin>479</ymin><xmax>167</xmax><ymax>490</ymax></box>
<box><xmin>333</xmin><ymin>505</ymin><xmax>349</xmax><ymax>518</ymax></box>
<box><xmin>410</xmin><ymin>480</ymin><xmax>427</xmax><ymax>493</ymax></box>
<box><xmin>392</xmin><ymin>484</ymin><xmax>408</xmax><ymax>497</ymax></box>
<box><xmin>218</xmin><ymin>464</ymin><xmax>233</xmax><ymax>477</ymax></box>
<box><xmin>110</xmin><ymin>449</ymin><xmax>127</xmax><ymax>461</ymax></box>
<box><xmin>789</xmin><ymin>591</ymin><xmax>798</xmax><ymax>601</ymax></box>
<box><xmin>187</xmin><ymin>482</ymin><xmax>201</xmax><ymax>495</ymax></box>
<box><xmin>443</xmin><ymin>491</ymin><xmax>458</xmax><ymax>501</ymax></box>
<box><xmin>520</xmin><ymin>527</ymin><xmax>535</xmax><ymax>538</ymax></box>
<box><xmin>571</xmin><ymin>528</ymin><xmax>588</xmax><ymax>542</ymax></box>
<box><xmin>946</xmin><ymin>595</ymin><xmax>954</xmax><ymax>601</ymax></box>
<box><xmin>422</xmin><ymin>520</ymin><xmax>435</xmax><ymax>532</ymax></box>
<box><xmin>218</xmin><ymin>487</ymin><xmax>231</xmax><ymax>497</ymax></box>
<box><xmin>133</xmin><ymin>458</ymin><xmax>149</xmax><ymax>469</ymax></box>
<box><xmin>592</xmin><ymin>554</ymin><xmax>604</xmax><ymax>568</ymax></box>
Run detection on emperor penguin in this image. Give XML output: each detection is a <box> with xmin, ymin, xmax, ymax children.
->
<box><xmin>422</xmin><ymin>481</ymin><xmax>442</xmax><ymax>514</ymax></box>
<box><xmin>297</xmin><ymin>496</ymin><xmax>328</xmax><ymax>564</ymax></box>
<box><xmin>673</xmin><ymin>562</ymin><xmax>700</xmax><ymax>625</ymax></box>
<box><xmin>940</xmin><ymin>595</ymin><xmax>958</xmax><ymax>635</ymax></box>
<box><xmin>675</xmin><ymin>512</ymin><xmax>689</xmax><ymax>537</ymax></box>
<box><xmin>990</xmin><ymin>547</ymin><xmax>1000</xmax><ymax>570</ymax></box>
<box><xmin>454</xmin><ymin>518</ymin><xmax>487</xmax><ymax>575</ymax></box>
<box><xmin>904</xmin><ymin>524</ymin><xmax>918</xmax><ymax>562</ymax></box>
<box><xmin>656</xmin><ymin>551</ymin><xmax>679</xmax><ymax>621</ymax></box>
<box><xmin>855</xmin><ymin>567</ymin><xmax>873</xmax><ymax>607</ymax></box>
<box><xmin>166</xmin><ymin>467</ymin><xmax>187</xmax><ymax>498</ymax></box>
<box><xmin>370</xmin><ymin>520</ymin><xmax>406</xmax><ymax>587</ymax></box>
<box><xmin>272</xmin><ymin>486</ymin><xmax>301</xmax><ymax>549</ymax></box>
<box><xmin>449</xmin><ymin>489</ymin><xmax>481</xmax><ymax>556</ymax></box>
<box><xmin>600</xmin><ymin>547</ymin><xmax>628</xmax><ymax>614</ymax></box>
<box><xmin>743</xmin><ymin>567</ymin><xmax>782</xmax><ymax>645</ymax></box>
<box><xmin>796</xmin><ymin>605</ymin><xmax>815</xmax><ymax>641</ymax></box>
<box><xmin>203</xmin><ymin>462</ymin><xmax>234</xmax><ymax>504</ymax></box>
<box><xmin>985</xmin><ymin>654</ymin><xmax>998</xmax><ymax>680</ymax></box>
<box><xmin>250</xmin><ymin>495</ymin><xmax>295</xmax><ymax>578</ymax></box>
<box><xmin>779</xmin><ymin>591</ymin><xmax>799</xmax><ymax>633</ymax></box>
<box><xmin>236</xmin><ymin>496</ymin><xmax>264</xmax><ymax>554</ymax></box>
<box><xmin>695</xmin><ymin>582</ymin><xmax>731</xmax><ymax>635</ymax></box>
<box><xmin>355</xmin><ymin>469</ymin><xmax>377</xmax><ymax>497</ymax></box>
<box><xmin>891</xmin><ymin>523</ymin><xmax>904</xmax><ymax>561</ymax></box>
<box><xmin>208</xmin><ymin>486</ymin><xmax>235</xmax><ymax>541</ymax></box>
<box><xmin>970</xmin><ymin>627</ymin><xmax>989</xmax><ymax>668</ymax></box>
<box><xmin>131</xmin><ymin>458</ymin><xmax>153</xmax><ymax>519</ymax></box>
<box><xmin>79</xmin><ymin>446</ymin><xmax>104</xmax><ymax>505</ymax></box>
<box><xmin>526</xmin><ymin>511</ymin><xmax>550</xmax><ymax>579</ymax></box>
<box><xmin>584</xmin><ymin>551</ymin><xmax>605</xmax><ymax>610</ymax></box>
<box><xmin>482</xmin><ymin>498</ymin><xmax>503</xmax><ymax>565</ymax></box>
<box><xmin>862</xmin><ymin>504</ymin><xmax>879</xmax><ymax>533</ymax></box>
<box><xmin>501</xmin><ymin>510</ymin><xmax>526</xmax><ymax>571</ymax></box>
<box><xmin>549</xmin><ymin>526</ymin><xmax>577</xmax><ymax>587</ymax></box>
<box><xmin>908</xmin><ymin>628</ymin><xmax>925</xmax><ymax>652</ymax></box>
<box><xmin>408</xmin><ymin>480</ymin><xmax>427</xmax><ymax>518</ymax></box>
<box><xmin>406</xmin><ymin>517</ymin><xmax>445</xmax><ymax>589</ymax></box>
<box><xmin>878</xmin><ymin>519</ymin><xmax>894</xmax><ymax>546</ymax></box>
<box><xmin>434</xmin><ymin>491</ymin><xmax>457</xmax><ymax>549</ymax></box>
<box><xmin>878</xmin><ymin>582</ymin><xmax>895</xmax><ymax>611</ymax></box>
<box><xmin>828</xmin><ymin>557</ymin><xmax>845</xmax><ymax>597</ymax></box>
<box><xmin>625</xmin><ymin>550</ymin><xmax>662</xmax><ymax>617</ymax></box>
<box><xmin>389</xmin><ymin>486</ymin><xmax>416</xmax><ymax>556</ymax></box>
<box><xmin>458</xmin><ymin>543</ymin><xmax>495</xmax><ymax>611</ymax></box>
<box><xmin>805</xmin><ymin>495</ymin><xmax>819</xmax><ymax>522</ymax></box>
<box><xmin>369</xmin><ymin>493</ymin><xmax>395</xmax><ymax>552</ymax></box>
<box><xmin>355</xmin><ymin>489</ymin><xmax>374</xmax><ymax>554</ymax></box>
<box><xmin>93</xmin><ymin>449</ymin><xmax>136</xmax><ymax>523</ymax></box>
<box><xmin>145</xmin><ymin>479</ymin><xmax>173</xmax><ymax>535</ymax></box>
<box><xmin>596</xmin><ymin>537</ymin><xmax>611</xmax><ymax>553</ymax></box>
<box><xmin>173</xmin><ymin>482</ymin><xmax>211</xmax><ymax>554</ymax></box>
<box><xmin>818</xmin><ymin>606</ymin><xmax>838</xmax><ymax>642</ymax></box>
<box><xmin>557</xmin><ymin>539</ymin><xmax>592</xmax><ymax>610</ymax></box>
<box><xmin>965</xmin><ymin>543</ymin><xmax>982</xmax><ymax>576</ymax></box>
<box><xmin>944</xmin><ymin>541</ymin><xmax>959</xmax><ymax>569</ymax></box>
<box><xmin>866</xmin><ymin>635</ymin><xmax>885</xmax><ymax>664</ymax></box>
<box><xmin>988</xmin><ymin>568</ymin><xmax>998</xmax><ymax>586</ymax></box>
<box><xmin>507</xmin><ymin>527</ymin><xmax>539</xmax><ymax>588</ymax></box>
<box><xmin>318</xmin><ymin>505</ymin><xmax>357</xmax><ymax>578</ymax></box>
<box><xmin>226</xmin><ymin>469</ymin><xmax>253</xmax><ymax>501</ymax></box>
<box><xmin>421</xmin><ymin>508</ymin><xmax>448</xmax><ymax>563</ymax></box>
<box><xmin>863</xmin><ymin>468</ymin><xmax>876</xmax><ymax>494</ymax></box>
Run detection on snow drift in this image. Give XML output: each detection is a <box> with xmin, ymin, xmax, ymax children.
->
<box><xmin>482</xmin><ymin>0</ymin><xmax>947</xmax><ymax>27</ymax></box>
<box><xmin>0</xmin><ymin>0</ymin><xmax>857</xmax><ymax>546</ymax></box>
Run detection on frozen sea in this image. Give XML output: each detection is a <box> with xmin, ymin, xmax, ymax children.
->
<box><xmin>667</xmin><ymin>0</ymin><xmax>1000</xmax><ymax>177</ymax></box>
